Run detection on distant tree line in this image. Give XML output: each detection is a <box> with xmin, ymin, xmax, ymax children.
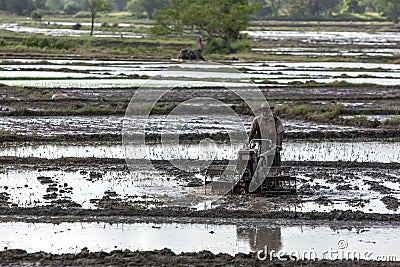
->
<box><xmin>249</xmin><ymin>0</ymin><xmax>399</xmax><ymax>23</ymax></box>
<box><xmin>0</xmin><ymin>0</ymin><xmax>126</xmax><ymax>16</ymax></box>
<box><xmin>0</xmin><ymin>0</ymin><xmax>398</xmax><ymax>23</ymax></box>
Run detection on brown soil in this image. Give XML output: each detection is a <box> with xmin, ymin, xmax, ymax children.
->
<box><xmin>1</xmin><ymin>248</ymin><xmax>399</xmax><ymax>267</ymax></box>
<box><xmin>1</xmin><ymin>54</ymin><xmax>399</xmax><ymax>265</ymax></box>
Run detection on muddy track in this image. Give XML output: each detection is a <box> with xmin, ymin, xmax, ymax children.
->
<box><xmin>0</xmin><ymin>156</ymin><xmax>399</xmax><ymax>221</ymax></box>
<box><xmin>0</xmin><ymin>206</ymin><xmax>399</xmax><ymax>223</ymax></box>
<box><xmin>1</xmin><ymin>248</ymin><xmax>398</xmax><ymax>267</ymax></box>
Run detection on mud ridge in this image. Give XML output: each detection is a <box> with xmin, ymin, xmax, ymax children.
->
<box><xmin>0</xmin><ymin>207</ymin><xmax>399</xmax><ymax>222</ymax></box>
<box><xmin>1</xmin><ymin>248</ymin><xmax>398</xmax><ymax>267</ymax></box>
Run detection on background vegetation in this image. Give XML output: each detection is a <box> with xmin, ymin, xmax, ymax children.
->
<box><xmin>0</xmin><ymin>0</ymin><xmax>399</xmax><ymax>56</ymax></box>
<box><xmin>0</xmin><ymin>0</ymin><xmax>398</xmax><ymax>23</ymax></box>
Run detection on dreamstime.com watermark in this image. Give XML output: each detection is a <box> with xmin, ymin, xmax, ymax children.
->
<box><xmin>256</xmin><ymin>239</ymin><xmax>397</xmax><ymax>261</ymax></box>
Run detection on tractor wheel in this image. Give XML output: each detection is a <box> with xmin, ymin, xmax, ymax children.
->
<box><xmin>239</xmin><ymin>188</ymin><xmax>247</xmax><ymax>195</ymax></box>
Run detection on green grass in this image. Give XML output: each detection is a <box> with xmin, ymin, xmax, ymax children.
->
<box><xmin>344</xmin><ymin>115</ymin><xmax>368</xmax><ymax>123</ymax></box>
<box><xmin>383</xmin><ymin>117</ymin><xmax>400</xmax><ymax>126</ymax></box>
<box><xmin>1</xmin><ymin>14</ymin><xmax>400</xmax><ymax>62</ymax></box>
<box><xmin>276</xmin><ymin>104</ymin><xmax>342</xmax><ymax>122</ymax></box>
<box><xmin>5</xmin><ymin>105</ymin><xmax>127</xmax><ymax>116</ymax></box>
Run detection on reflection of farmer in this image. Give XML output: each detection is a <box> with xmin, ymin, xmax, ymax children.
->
<box><xmin>237</xmin><ymin>226</ymin><xmax>282</xmax><ymax>252</ymax></box>
<box><xmin>249</xmin><ymin>105</ymin><xmax>284</xmax><ymax>166</ymax></box>
<box><xmin>197</xmin><ymin>37</ymin><xmax>205</xmax><ymax>61</ymax></box>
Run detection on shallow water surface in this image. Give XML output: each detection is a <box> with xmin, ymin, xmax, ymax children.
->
<box><xmin>0</xmin><ymin>220</ymin><xmax>398</xmax><ymax>260</ymax></box>
<box><xmin>0</xmin><ymin>141</ymin><xmax>398</xmax><ymax>163</ymax></box>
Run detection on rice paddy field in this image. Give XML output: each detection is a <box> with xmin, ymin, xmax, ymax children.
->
<box><xmin>0</xmin><ymin>17</ymin><xmax>399</xmax><ymax>266</ymax></box>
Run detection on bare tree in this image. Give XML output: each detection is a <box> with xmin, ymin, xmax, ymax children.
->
<box><xmin>85</xmin><ymin>0</ymin><xmax>112</xmax><ymax>35</ymax></box>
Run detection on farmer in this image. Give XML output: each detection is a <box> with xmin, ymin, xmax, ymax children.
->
<box><xmin>197</xmin><ymin>37</ymin><xmax>205</xmax><ymax>60</ymax></box>
<box><xmin>248</xmin><ymin>104</ymin><xmax>284</xmax><ymax>166</ymax></box>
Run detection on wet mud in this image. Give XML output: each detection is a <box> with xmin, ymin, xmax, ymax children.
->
<box><xmin>1</xmin><ymin>247</ymin><xmax>400</xmax><ymax>267</ymax></box>
<box><xmin>0</xmin><ymin>54</ymin><xmax>399</xmax><ymax>265</ymax></box>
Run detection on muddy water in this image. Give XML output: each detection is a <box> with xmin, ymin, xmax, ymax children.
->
<box><xmin>0</xmin><ymin>23</ymin><xmax>146</xmax><ymax>38</ymax></box>
<box><xmin>244</xmin><ymin>30</ymin><xmax>400</xmax><ymax>46</ymax></box>
<box><xmin>0</xmin><ymin>220</ymin><xmax>398</xmax><ymax>260</ymax></box>
<box><xmin>1</xmin><ymin>163</ymin><xmax>399</xmax><ymax>213</ymax></box>
<box><xmin>2</xmin><ymin>58</ymin><xmax>400</xmax><ymax>71</ymax></box>
<box><xmin>2</xmin><ymin>60</ymin><xmax>400</xmax><ymax>87</ymax></box>
<box><xmin>252</xmin><ymin>47</ymin><xmax>400</xmax><ymax>58</ymax></box>
<box><xmin>0</xmin><ymin>71</ymin><xmax>110</xmax><ymax>79</ymax></box>
<box><xmin>0</xmin><ymin>79</ymin><xmax>252</xmax><ymax>88</ymax></box>
<box><xmin>1</xmin><ymin>141</ymin><xmax>398</xmax><ymax>163</ymax></box>
<box><xmin>342</xmin><ymin>115</ymin><xmax>400</xmax><ymax>122</ymax></box>
<box><xmin>0</xmin><ymin>116</ymin><xmax>362</xmax><ymax>137</ymax></box>
<box><xmin>0</xmin><ymin>168</ymin><xmax>168</xmax><ymax>208</ymax></box>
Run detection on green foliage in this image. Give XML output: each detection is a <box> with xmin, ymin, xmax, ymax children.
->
<box><xmin>30</xmin><ymin>9</ymin><xmax>44</xmax><ymax>20</ymax></box>
<box><xmin>344</xmin><ymin>115</ymin><xmax>368</xmax><ymax>123</ymax></box>
<box><xmin>1</xmin><ymin>0</ymin><xmax>35</xmax><ymax>15</ymax></box>
<box><xmin>152</xmin><ymin>0</ymin><xmax>258</xmax><ymax>53</ymax></box>
<box><xmin>64</xmin><ymin>2</ymin><xmax>81</xmax><ymax>15</ymax></box>
<box><xmin>321</xmin><ymin>104</ymin><xmax>342</xmax><ymax>119</ymax></box>
<box><xmin>284</xmin><ymin>0</ymin><xmax>307</xmax><ymax>19</ymax></box>
<box><xmin>342</xmin><ymin>0</ymin><xmax>365</xmax><ymax>13</ymax></box>
<box><xmin>202</xmin><ymin>35</ymin><xmax>252</xmax><ymax>54</ymax></box>
<box><xmin>74</xmin><ymin>11</ymin><xmax>92</xmax><ymax>18</ymax></box>
<box><xmin>85</xmin><ymin>0</ymin><xmax>112</xmax><ymax>16</ymax></box>
<box><xmin>126</xmin><ymin>0</ymin><xmax>169</xmax><ymax>19</ymax></box>
<box><xmin>276</xmin><ymin>104</ymin><xmax>342</xmax><ymax>122</ymax></box>
<box><xmin>85</xmin><ymin>0</ymin><xmax>112</xmax><ymax>35</ymax></box>
<box><xmin>373</xmin><ymin>0</ymin><xmax>399</xmax><ymax>23</ymax></box>
<box><xmin>383</xmin><ymin>116</ymin><xmax>400</xmax><ymax>126</ymax></box>
<box><xmin>22</xmin><ymin>35</ymin><xmax>76</xmax><ymax>50</ymax></box>
<box><xmin>249</xmin><ymin>0</ymin><xmax>281</xmax><ymax>18</ymax></box>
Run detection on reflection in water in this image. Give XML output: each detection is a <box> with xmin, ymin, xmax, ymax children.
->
<box><xmin>237</xmin><ymin>225</ymin><xmax>282</xmax><ymax>252</ymax></box>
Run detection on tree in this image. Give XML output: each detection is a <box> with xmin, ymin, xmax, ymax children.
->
<box><xmin>85</xmin><ymin>0</ymin><xmax>112</xmax><ymax>35</ymax></box>
<box><xmin>1</xmin><ymin>0</ymin><xmax>35</xmax><ymax>15</ymax></box>
<box><xmin>341</xmin><ymin>0</ymin><xmax>364</xmax><ymax>13</ymax></box>
<box><xmin>34</xmin><ymin>0</ymin><xmax>46</xmax><ymax>9</ymax></box>
<box><xmin>152</xmin><ymin>0</ymin><xmax>257</xmax><ymax>53</ymax></box>
<box><xmin>126</xmin><ymin>0</ymin><xmax>169</xmax><ymax>19</ymax></box>
<box><xmin>250</xmin><ymin>0</ymin><xmax>282</xmax><ymax>18</ymax></box>
<box><xmin>317</xmin><ymin>0</ymin><xmax>341</xmax><ymax>16</ymax></box>
<box><xmin>373</xmin><ymin>0</ymin><xmax>399</xmax><ymax>23</ymax></box>
<box><xmin>64</xmin><ymin>2</ymin><xmax>81</xmax><ymax>14</ymax></box>
<box><xmin>113</xmin><ymin>0</ymin><xmax>128</xmax><ymax>11</ymax></box>
<box><xmin>284</xmin><ymin>0</ymin><xmax>307</xmax><ymax>19</ymax></box>
<box><xmin>45</xmin><ymin>0</ymin><xmax>63</xmax><ymax>12</ymax></box>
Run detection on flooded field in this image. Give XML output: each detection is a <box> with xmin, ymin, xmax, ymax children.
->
<box><xmin>0</xmin><ymin>22</ymin><xmax>399</xmax><ymax>265</ymax></box>
<box><xmin>0</xmin><ymin>23</ymin><xmax>146</xmax><ymax>38</ymax></box>
<box><xmin>0</xmin><ymin>220</ymin><xmax>398</xmax><ymax>261</ymax></box>
<box><xmin>0</xmin><ymin>115</ymin><xmax>375</xmax><ymax>137</ymax></box>
<box><xmin>0</xmin><ymin>141</ymin><xmax>399</xmax><ymax>163</ymax></box>
<box><xmin>2</xmin><ymin>59</ymin><xmax>400</xmax><ymax>86</ymax></box>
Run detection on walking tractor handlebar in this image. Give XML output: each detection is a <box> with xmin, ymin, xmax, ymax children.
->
<box><xmin>249</xmin><ymin>139</ymin><xmax>274</xmax><ymax>155</ymax></box>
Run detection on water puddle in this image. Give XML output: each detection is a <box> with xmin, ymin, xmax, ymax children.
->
<box><xmin>2</xmin><ymin>60</ymin><xmax>400</xmax><ymax>86</ymax></box>
<box><xmin>0</xmin><ymin>116</ymin><xmax>377</xmax><ymax>138</ymax></box>
<box><xmin>273</xmin><ymin>77</ymin><xmax>400</xmax><ymax>86</ymax></box>
<box><xmin>0</xmin><ymin>78</ymin><xmax>250</xmax><ymax>88</ymax></box>
<box><xmin>341</xmin><ymin>115</ymin><xmax>400</xmax><ymax>122</ymax></box>
<box><xmin>253</xmin><ymin>47</ymin><xmax>400</xmax><ymax>58</ymax></box>
<box><xmin>234</xmin><ymin>61</ymin><xmax>400</xmax><ymax>71</ymax></box>
<box><xmin>0</xmin><ymin>141</ymin><xmax>398</xmax><ymax>163</ymax></box>
<box><xmin>1</xmin><ymin>162</ymin><xmax>399</xmax><ymax>213</ymax></box>
<box><xmin>0</xmin><ymin>71</ymin><xmax>110</xmax><ymax>79</ymax></box>
<box><xmin>0</xmin><ymin>23</ymin><xmax>146</xmax><ymax>38</ymax></box>
<box><xmin>0</xmin><ymin>220</ymin><xmax>398</xmax><ymax>260</ymax></box>
<box><xmin>244</xmin><ymin>30</ymin><xmax>400</xmax><ymax>46</ymax></box>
